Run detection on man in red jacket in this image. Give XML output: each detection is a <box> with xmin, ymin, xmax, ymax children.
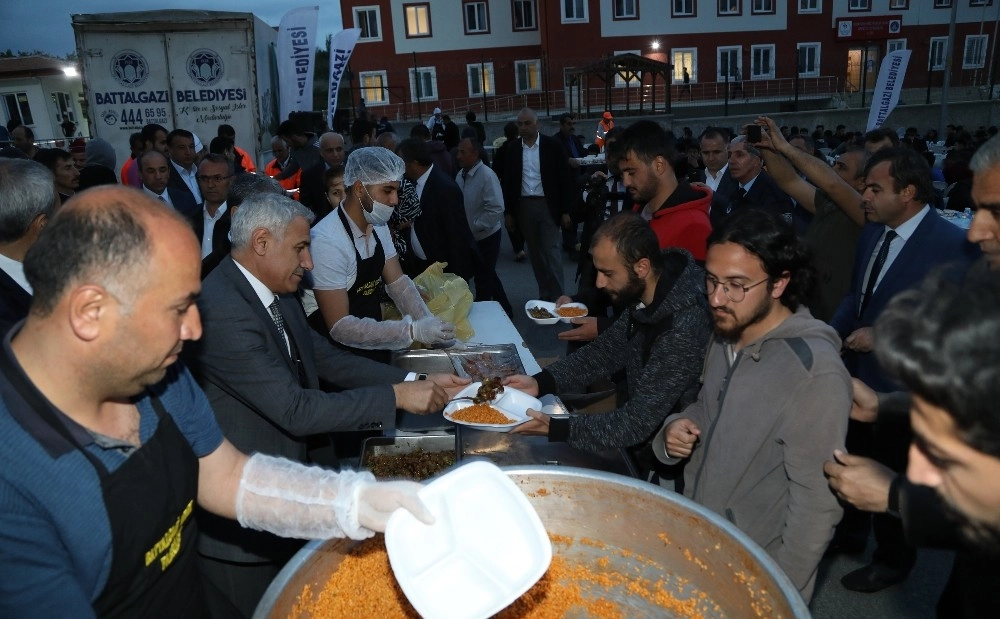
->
<box><xmin>615</xmin><ymin>120</ymin><xmax>712</xmax><ymax>262</ymax></box>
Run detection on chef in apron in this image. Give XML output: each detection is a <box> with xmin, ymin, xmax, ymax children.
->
<box><xmin>308</xmin><ymin>147</ymin><xmax>458</xmax><ymax>362</ymax></box>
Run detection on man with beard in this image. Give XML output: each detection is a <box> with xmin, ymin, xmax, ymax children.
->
<box><xmin>617</xmin><ymin>120</ymin><xmax>712</xmax><ymax>263</ymax></box>
<box><xmin>507</xmin><ymin>213</ymin><xmax>710</xmax><ymax>481</ymax></box>
<box><xmin>653</xmin><ymin>209</ymin><xmax>851</xmax><ymax>601</ymax></box>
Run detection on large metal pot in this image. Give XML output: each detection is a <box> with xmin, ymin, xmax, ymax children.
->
<box><xmin>254</xmin><ymin>466</ymin><xmax>810</xmax><ymax>618</ymax></box>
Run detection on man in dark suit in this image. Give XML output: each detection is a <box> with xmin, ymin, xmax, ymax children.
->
<box><xmin>138</xmin><ymin>150</ymin><xmax>200</xmax><ymax>226</ymax></box>
<box><xmin>710</xmin><ymin>136</ymin><xmax>793</xmax><ymax>229</ymax></box>
<box><xmin>829</xmin><ymin>147</ymin><xmax>979</xmax><ymax>593</ymax></box>
<box><xmin>191</xmin><ymin>154</ymin><xmax>233</xmax><ymax>279</ymax></box>
<box><xmin>396</xmin><ymin>137</ymin><xmax>480</xmax><ymax>281</ymax></box>
<box><xmin>298</xmin><ymin>131</ymin><xmax>345</xmax><ymax>222</ymax></box>
<box><xmin>0</xmin><ymin>159</ymin><xmax>56</xmax><ymax>333</ymax></box>
<box><xmin>494</xmin><ymin>107</ymin><xmax>577</xmax><ymax>300</ymax></box>
<box><xmin>190</xmin><ymin>191</ymin><xmax>463</xmax><ymax>615</ymax></box>
<box><xmin>166</xmin><ymin>129</ymin><xmax>202</xmax><ymax>205</ymax></box>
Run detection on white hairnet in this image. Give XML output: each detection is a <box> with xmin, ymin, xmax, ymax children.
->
<box><xmin>343</xmin><ymin>146</ymin><xmax>405</xmax><ymax>186</ymax></box>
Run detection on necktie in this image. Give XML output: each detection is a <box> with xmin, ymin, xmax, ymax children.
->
<box><xmin>727</xmin><ymin>187</ymin><xmax>747</xmax><ymax>214</ymax></box>
<box><xmin>461</xmin><ymin>169</ymin><xmax>468</xmax><ymax>181</ymax></box>
<box><xmin>158</xmin><ymin>195</ymin><xmax>166</xmax><ymax>203</ymax></box>
<box><xmin>859</xmin><ymin>230</ymin><xmax>898</xmax><ymax>318</ymax></box>
<box><xmin>268</xmin><ymin>298</ymin><xmax>289</xmax><ymax>351</ymax></box>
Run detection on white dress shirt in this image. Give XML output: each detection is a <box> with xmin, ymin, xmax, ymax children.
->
<box><xmin>705</xmin><ymin>163</ymin><xmax>729</xmax><ymax>192</ymax></box>
<box><xmin>520</xmin><ymin>134</ymin><xmax>543</xmax><ymax>197</ymax></box>
<box><xmin>0</xmin><ymin>253</ymin><xmax>30</xmax><ymax>293</ymax></box>
<box><xmin>171</xmin><ymin>160</ymin><xmax>203</xmax><ymax>203</ymax></box>
<box><xmin>143</xmin><ymin>185</ymin><xmax>172</xmax><ymax>207</ymax></box>
<box><xmin>861</xmin><ymin>205</ymin><xmax>931</xmax><ymax>296</ymax></box>
<box><xmin>233</xmin><ymin>259</ymin><xmax>290</xmax><ymax>354</ymax></box>
<box><xmin>201</xmin><ymin>201</ymin><xmax>228</xmax><ymax>259</ymax></box>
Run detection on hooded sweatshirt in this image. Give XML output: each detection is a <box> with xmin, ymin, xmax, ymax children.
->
<box><xmin>654</xmin><ymin>306</ymin><xmax>850</xmax><ymax>602</ymax></box>
<box><xmin>536</xmin><ymin>249</ymin><xmax>711</xmax><ymax>453</ymax></box>
<box><xmin>635</xmin><ymin>182</ymin><xmax>712</xmax><ymax>261</ymax></box>
<box><xmin>84</xmin><ymin>138</ymin><xmax>116</xmax><ymax>170</ymax></box>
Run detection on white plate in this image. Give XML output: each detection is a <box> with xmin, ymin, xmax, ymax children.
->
<box><xmin>443</xmin><ymin>383</ymin><xmax>541</xmax><ymax>432</ymax></box>
<box><xmin>524</xmin><ymin>300</ymin><xmax>559</xmax><ymax>325</ymax></box>
<box><xmin>385</xmin><ymin>461</ymin><xmax>552</xmax><ymax>619</ymax></box>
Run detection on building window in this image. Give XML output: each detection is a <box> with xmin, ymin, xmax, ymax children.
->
<box><xmin>751</xmin><ymin>44</ymin><xmax>775</xmax><ymax>79</ymax></box>
<box><xmin>848</xmin><ymin>0</ymin><xmax>871</xmax><ymax>10</ymax></box>
<box><xmin>933</xmin><ymin>0</ymin><xmax>952</xmax><ymax>7</ymax></box>
<box><xmin>464</xmin><ymin>1</ymin><xmax>490</xmax><ymax>34</ymax></box>
<box><xmin>613</xmin><ymin>0</ymin><xmax>639</xmax><ymax>20</ymax></box>
<box><xmin>970</xmin><ymin>0</ymin><xmax>994</xmax><ymax>7</ymax></box>
<box><xmin>613</xmin><ymin>50</ymin><xmax>642</xmax><ymax>87</ymax></box>
<box><xmin>512</xmin><ymin>0</ymin><xmax>536</xmax><ymax>30</ymax></box>
<box><xmin>354</xmin><ymin>6</ymin><xmax>382</xmax><ymax>42</ymax></box>
<box><xmin>797</xmin><ymin>43</ymin><xmax>820</xmax><ymax>77</ymax></box>
<box><xmin>404</xmin><ymin>3</ymin><xmax>432</xmax><ymax>38</ymax></box>
<box><xmin>359</xmin><ymin>71</ymin><xmax>389</xmax><ymax>105</ymax></box>
<box><xmin>718</xmin><ymin>46</ymin><xmax>742</xmax><ymax>81</ymax></box>
<box><xmin>2</xmin><ymin>92</ymin><xmax>34</xmax><ymax>126</ymax></box>
<box><xmin>562</xmin><ymin>0</ymin><xmax>588</xmax><ymax>22</ymax></box>
<box><xmin>887</xmin><ymin>39</ymin><xmax>907</xmax><ymax>52</ymax></box>
<box><xmin>964</xmin><ymin>35</ymin><xmax>988</xmax><ymax>68</ymax></box>
<box><xmin>719</xmin><ymin>0</ymin><xmax>740</xmax><ymax>16</ymax></box>
<box><xmin>889</xmin><ymin>0</ymin><xmax>909</xmax><ymax>8</ymax></box>
<box><xmin>672</xmin><ymin>49</ymin><xmax>697</xmax><ymax>82</ymax></box>
<box><xmin>515</xmin><ymin>60</ymin><xmax>542</xmax><ymax>92</ymax></box>
<box><xmin>798</xmin><ymin>0</ymin><xmax>821</xmax><ymax>12</ymax></box>
<box><xmin>672</xmin><ymin>0</ymin><xmax>695</xmax><ymax>17</ymax></box>
<box><xmin>409</xmin><ymin>66</ymin><xmax>438</xmax><ymax>101</ymax></box>
<box><xmin>52</xmin><ymin>91</ymin><xmax>76</xmax><ymax>123</ymax></box>
<box><xmin>929</xmin><ymin>37</ymin><xmax>948</xmax><ymax>70</ymax></box>
<box><xmin>751</xmin><ymin>0</ymin><xmax>775</xmax><ymax>14</ymax></box>
<box><xmin>467</xmin><ymin>62</ymin><xmax>495</xmax><ymax>96</ymax></box>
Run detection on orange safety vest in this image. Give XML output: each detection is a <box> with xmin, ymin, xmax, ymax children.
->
<box><xmin>265</xmin><ymin>159</ymin><xmax>301</xmax><ymax>200</ymax></box>
<box><xmin>595</xmin><ymin>119</ymin><xmax>614</xmax><ymax>151</ymax></box>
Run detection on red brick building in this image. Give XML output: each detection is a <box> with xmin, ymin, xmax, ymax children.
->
<box><xmin>340</xmin><ymin>0</ymin><xmax>999</xmax><ymax>118</ymax></box>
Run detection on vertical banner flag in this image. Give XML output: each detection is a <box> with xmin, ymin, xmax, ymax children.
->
<box><xmin>277</xmin><ymin>6</ymin><xmax>320</xmax><ymax>121</ymax></box>
<box><xmin>867</xmin><ymin>50</ymin><xmax>911</xmax><ymax>131</ymax></box>
<box><xmin>327</xmin><ymin>28</ymin><xmax>362</xmax><ymax>129</ymax></box>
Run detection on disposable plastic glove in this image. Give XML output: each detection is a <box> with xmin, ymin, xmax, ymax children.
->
<box><xmin>411</xmin><ymin>316</ymin><xmax>456</xmax><ymax>347</ymax></box>
<box><xmin>329</xmin><ymin>314</ymin><xmax>415</xmax><ymax>350</ymax></box>
<box><xmin>357</xmin><ymin>480</ymin><xmax>436</xmax><ymax>532</ymax></box>
<box><xmin>385</xmin><ymin>275</ymin><xmax>433</xmax><ymax>320</ymax></box>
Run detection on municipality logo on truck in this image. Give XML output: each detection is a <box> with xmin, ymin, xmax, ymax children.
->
<box><xmin>110</xmin><ymin>49</ymin><xmax>150</xmax><ymax>88</ymax></box>
<box><xmin>187</xmin><ymin>49</ymin><xmax>224</xmax><ymax>86</ymax></box>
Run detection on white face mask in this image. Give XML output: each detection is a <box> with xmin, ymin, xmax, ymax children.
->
<box><xmin>362</xmin><ymin>185</ymin><xmax>395</xmax><ymax>225</ymax></box>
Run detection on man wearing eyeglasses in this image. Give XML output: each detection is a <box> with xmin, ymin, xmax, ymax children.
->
<box><xmin>193</xmin><ymin>154</ymin><xmax>234</xmax><ymax>279</ymax></box>
<box><xmin>652</xmin><ymin>209</ymin><xmax>851</xmax><ymax>602</ymax></box>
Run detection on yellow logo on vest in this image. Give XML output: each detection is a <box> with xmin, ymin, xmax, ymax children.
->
<box><xmin>356</xmin><ymin>276</ymin><xmax>382</xmax><ymax>297</ymax></box>
<box><xmin>144</xmin><ymin>499</ymin><xmax>194</xmax><ymax>571</ymax></box>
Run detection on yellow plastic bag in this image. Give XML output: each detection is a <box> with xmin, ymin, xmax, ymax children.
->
<box><xmin>383</xmin><ymin>262</ymin><xmax>475</xmax><ymax>342</ymax></box>
<box><xmin>414</xmin><ymin>262</ymin><xmax>475</xmax><ymax>341</ymax></box>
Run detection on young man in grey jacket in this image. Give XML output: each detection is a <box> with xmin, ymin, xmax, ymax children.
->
<box><xmin>508</xmin><ymin>213</ymin><xmax>711</xmax><ymax>471</ymax></box>
<box><xmin>654</xmin><ymin>209</ymin><xmax>851</xmax><ymax>602</ymax></box>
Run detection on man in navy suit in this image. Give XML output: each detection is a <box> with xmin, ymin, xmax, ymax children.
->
<box><xmin>191</xmin><ymin>154</ymin><xmax>234</xmax><ymax>279</ymax></box>
<box><xmin>830</xmin><ymin>147</ymin><xmax>979</xmax><ymax>592</ymax></box>
<box><xmin>138</xmin><ymin>150</ymin><xmax>200</xmax><ymax>227</ymax></box>
<box><xmin>166</xmin><ymin>129</ymin><xmax>202</xmax><ymax>206</ymax></box>
<box><xmin>0</xmin><ymin>159</ymin><xmax>56</xmax><ymax>333</ymax></box>
<box><xmin>709</xmin><ymin>136</ymin><xmax>793</xmax><ymax>229</ymax></box>
<box><xmin>396</xmin><ymin>138</ymin><xmax>480</xmax><ymax>281</ymax></box>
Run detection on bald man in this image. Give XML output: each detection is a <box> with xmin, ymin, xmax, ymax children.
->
<box><xmin>299</xmin><ymin>132</ymin><xmax>346</xmax><ymax>222</ymax></box>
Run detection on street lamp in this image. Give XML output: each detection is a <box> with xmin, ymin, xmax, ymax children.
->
<box><xmin>651</xmin><ymin>41</ymin><xmax>660</xmax><ymax>51</ymax></box>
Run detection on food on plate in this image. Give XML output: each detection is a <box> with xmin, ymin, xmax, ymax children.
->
<box><xmin>555</xmin><ymin>306</ymin><xmax>587</xmax><ymax>318</ymax></box>
<box><xmin>365</xmin><ymin>449</ymin><xmax>456</xmax><ymax>481</ymax></box>
<box><xmin>450</xmin><ymin>403</ymin><xmax>514</xmax><ymax>425</ymax></box>
<box><xmin>473</xmin><ymin>376</ymin><xmax>504</xmax><ymax>403</ymax></box>
<box><xmin>528</xmin><ymin>306</ymin><xmax>555</xmax><ymax>319</ymax></box>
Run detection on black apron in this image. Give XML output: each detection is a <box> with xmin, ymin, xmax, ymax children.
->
<box><xmin>0</xmin><ymin>352</ymin><xmax>207</xmax><ymax>619</ymax></box>
<box><xmin>333</xmin><ymin>207</ymin><xmax>391</xmax><ymax>365</ymax></box>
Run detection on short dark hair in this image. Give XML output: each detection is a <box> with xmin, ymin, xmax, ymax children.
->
<box><xmin>877</xmin><ymin>265</ymin><xmax>1000</xmax><ymax>458</ymax></box>
<box><xmin>503</xmin><ymin>121</ymin><xmax>518</xmax><ymax>140</ymax></box>
<box><xmin>167</xmin><ymin>129</ymin><xmax>194</xmax><ymax>146</ymax></box>
<box><xmin>227</xmin><ymin>172</ymin><xmax>285</xmax><ymax>207</ymax></box>
<box><xmin>323</xmin><ymin>165</ymin><xmax>345</xmax><ymax>186</ymax></box>
<box><xmin>707</xmin><ymin>209</ymin><xmax>815</xmax><ymax>311</ymax></box>
<box><xmin>591</xmin><ymin>212</ymin><xmax>665</xmax><ymax>276</ymax></box>
<box><xmin>145</xmin><ymin>124</ymin><xmax>173</xmax><ymax>152</ymax></box>
<box><xmin>557</xmin><ymin>113</ymin><xmax>575</xmax><ymax>125</ymax></box>
<box><xmin>615</xmin><ymin>120</ymin><xmax>677</xmax><ymax>167</ymax></box>
<box><xmin>209</xmin><ymin>136</ymin><xmax>233</xmax><ymax>155</ymax></box>
<box><xmin>409</xmin><ymin>123</ymin><xmax>431</xmax><ymax>140</ymax></box>
<box><xmin>24</xmin><ymin>192</ymin><xmax>151</xmax><ymax>315</ymax></box>
<box><xmin>864</xmin><ymin>127</ymin><xmax>899</xmax><ymax>148</ymax></box>
<box><xmin>128</xmin><ymin>132</ymin><xmax>144</xmax><ymax>149</ymax></box>
<box><xmin>32</xmin><ymin>148</ymin><xmax>72</xmax><ymax>172</ymax></box>
<box><xmin>217</xmin><ymin>124</ymin><xmax>236</xmax><ymax>139</ymax></box>
<box><xmin>396</xmin><ymin>137</ymin><xmax>432</xmax><ymax>167</ymax></box>
<box><xmin>699</xmin><ymin>126</ymin><xmax>729</xmax><ymax>143</ymax></box>
<box><xmin>465</xmin><ymin>111</ymin><xmax>477</xmax><ymax>123</ymax></box>
<box><xmin>199</xmin><ymin>152</ymin><xmax>233</xmax><ymax>175</ymax></box>
<box><xmin>0</xmin><ymin>159</ymin><xmax>56</xmax><ymax>243</ymax></box>
<box><xmin>13</xmin><ymin>125</ymin><xmax>35</xmax><ymax>141</ymax></box>
<box><xmin>864</xmin><ymin>147</ymin><xmax>935</xmax><ymax>205</ymax></box>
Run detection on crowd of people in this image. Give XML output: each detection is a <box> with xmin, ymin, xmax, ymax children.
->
<box><xmin>2</xmin><ymin>104</ymin><xmax>1000</xmax><ymax>618</ymax></box>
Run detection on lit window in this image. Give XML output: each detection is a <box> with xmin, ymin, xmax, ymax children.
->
<box><xmin>468</xmin><ymin>63</ymin><xmax>496</xmax><ymax>96</ymax></box>
<box><xmin>359</xmin><ymin>71</ymin><xmax>388</xmax><ymax>105</ymax></box>
<box><xmin>515</xmin><ymin>60</ymin><xmax>541</xmax><ymax>93</ymax></box>
<box><xmin>404</xmin><ymin>3</ymin><xmax>432</xmax><ymax>38</ymax></box>
<box><xmin>672</xmin><ymin>49</ymin><xmax>697</xmax><ymax>82</ymax></box>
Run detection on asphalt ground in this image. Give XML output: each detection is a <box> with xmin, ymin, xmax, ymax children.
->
<box><xmin>491</xmin><ymin>225</ymin><xmax>953</xmax><ymax>618</ymax></box>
